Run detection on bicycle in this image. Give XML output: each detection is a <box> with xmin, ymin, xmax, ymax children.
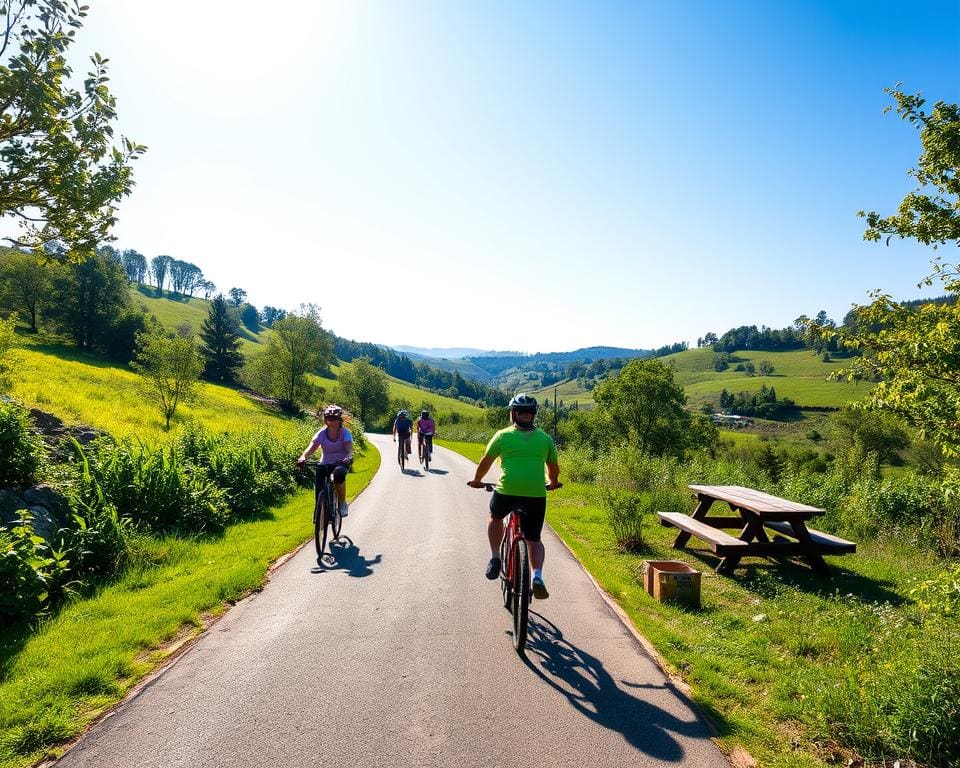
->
<box><xmin>419</xmin><ymin>433</ymin><xmax>434</xmax><ymax>471</ymax></box>
<box><xmin>470</xmin><ymin>482</ymin><xmax>562</xmax><ymax>655</ymax></box>
<box><xmin>303</xmin><ymin>460</ymin><xmax>345</xmax><ymax>562</ymax></box>
<box><xmin>397</xmin><ymin>436</ymin><xmax>408</xmax><ymax>472</ymax></box>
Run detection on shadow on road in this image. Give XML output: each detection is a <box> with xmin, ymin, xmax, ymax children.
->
<box><xmin>311</xmin><ymin>537</ymin><xmax>382</xmax><ymax>577</ymax></box>
<box><xmin>522</xmin><ymin>614</ymin><xmax>708</xmax><ymax>762</ymax></box>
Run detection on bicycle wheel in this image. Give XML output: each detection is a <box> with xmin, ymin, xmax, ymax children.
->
<box><xmin>314</xmin><ymin>490</ymin><xmax>327</xmax><ymax>559</ymax></box>
<box><xmin>328</xmin><ymin>482</ymin><xmax>342</xmax><ymax>540</ymax></box>
<box><xmin>512</xmin><ymin>539</ymin><xmax>530</xmax><ymax>654</ymax></box>
<box><xmin>423</xmin><ymin>442</ymin><xmax>430</xmax><ymax>471</ymax></box>
<box><xmin>500</xmin><ymin>534</ymin><xmax>512</xmax><ymax>610</ymax></box>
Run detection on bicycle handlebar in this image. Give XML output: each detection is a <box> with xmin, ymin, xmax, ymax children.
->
<box><xmin>467</xmin><ymin>482</ymin><xmax>562</xmax><ymax>492</ymax></box>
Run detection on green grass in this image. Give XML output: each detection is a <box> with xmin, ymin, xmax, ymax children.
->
<box><xmin>535</xmin><ymin>348</ymin><xmax>876</xmax><ymax>412</ymax></box>
<box><xmin>438</xmin><ymin>442</ymin><xmax>954</xmax><ymax>767</ymax></box>
<box><xmin>0</xmin><ymin>446</ymin><xmax>380</xmax><ymax>768</ymax></box>
<box><xmin>10</xmin><ymin>339</ymin><xmax>294</xmax><ymax>443</ymax></box>
<box><xmin>435</xmin><ymin>439</ymin><xmax>484</xmax><ymax>462</ymax></box>
<box><xmin>130</xmin><ymin>286</ymin><xmax>268</xmax><ymax>353</ymax></box>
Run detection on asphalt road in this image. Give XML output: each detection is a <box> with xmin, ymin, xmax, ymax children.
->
<box><xmin>55</xmin><ymin>434</ymin><xmax>729</xmax><ymax>768</ymax></box>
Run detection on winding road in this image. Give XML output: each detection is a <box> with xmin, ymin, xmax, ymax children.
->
<box><xmin>55</xmin><ymin>434</ymin><xmax>729</xmax><ymax>768</ymax></box>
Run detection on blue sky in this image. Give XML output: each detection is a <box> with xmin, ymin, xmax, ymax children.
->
<box><xmin>65</xmin><ymin>0</ymin><xmax>959</xmax><ymax>352</ymax></box>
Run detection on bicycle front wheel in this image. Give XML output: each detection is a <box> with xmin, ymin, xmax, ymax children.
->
<box><xmin>314</xmin><ymin>492</ymin><xmax>326</xmax><ymax>558</ymax></box>
<box><xmin>512</xmin><ymin>539</ymin><xmax>530</xmax><ymax>654</ymax></box>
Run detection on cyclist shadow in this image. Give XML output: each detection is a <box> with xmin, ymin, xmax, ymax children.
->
<box><xmin>311</xmin><ymin>536</ymin><xmax>382</xmax><ymax>577</ymax></box>
<box><xmin>521</xmin><ymin>613</ymin><xmax>706</xmax><ymax>761</ymax></box>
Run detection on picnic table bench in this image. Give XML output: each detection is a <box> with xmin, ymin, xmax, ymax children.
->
<box><xmin>658</xmin><ymin>485</ymin><xmax>856</xmax><ymax>575</ymax></box>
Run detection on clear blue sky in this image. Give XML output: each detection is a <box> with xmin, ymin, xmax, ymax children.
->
<box><xmin>69</xmin><ymin>0</ymin><xmax>959</xmax><ymax>352</ymax></box>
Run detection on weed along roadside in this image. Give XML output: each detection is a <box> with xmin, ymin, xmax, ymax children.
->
<box><xmin>0</xmin><ymin>411</ymin><xmax>380</xmax><ymax>768</ymax></box>
<box><xmin>440</xmin><ymin>439</ymin><xmax>959</xmax><ymax>768</ymax></box>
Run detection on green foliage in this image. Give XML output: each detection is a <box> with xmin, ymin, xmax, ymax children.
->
<box><xmin>101</xmin><ymin>305</ymin><xmax>152</xmax><ymax>363</ymax></box>
<box><xmin>593</xmin><ymin>358</ymin><xmax>690</xmax><ymax>457</ymax></box>
<box><xmin>0</xmin><ymin>401</ymin><xmax>44</xmax><ymax>487</ymax></box>
<box><xmin>0</xmin><ymin>513</ymin><xmax>66</xmax><ymax>621</ymax></box>
<box><xmin>47</xmin><ymin>251</ymin><xmax>131</xmax><ymax>350</ymax></box>
<box><xmin>827</xmin><ymin>405</ymin><xmax>910</xmax><ymax>464</ymax></box>
<box><xmin>0</xmin><ymin>312</ymin><xmax>20</xmax><ymax>391</ymax></box>
<box><xmin>911</xmin><ymin>564</ymin><xmax>960</xmax><ymax>617</ymax></box>
<box><xmin>59</xmin><ymin>491</ymin><xmax>129</xmax><ymax>579</ymax></box>
<box><xmin>242</xmin><ymin>304</ymin><xmax>332</xmax><ymax>408</ymax></box>
<box><xmin>199</xmin><ymin>295</ymin><xmax>243</xmax><ymax>383</ymax></box>
<box><xmin>73</xmin><ymin>438</ymin><xmax>229</xmax><ymax>535</ymax></box>
<box><xmin>176</xmin><ymin>424</ymin><xmax>298</xmax><ymax>519</ymax></box>
<box><xmin>0</xmin><ymin>2</ymin><xmax>145</xmax><ymax>256</ymax></box>
<box><xmin>336</xmin><ymin>357</ymin><xmax>389</xmax><ymax>426</ymax></box>
<box><xmin>600</xmin><ymin>488</ymin><xmax>648</xmax><ymax>552</ymax></box>
<box><xmin>132</xmin><ymin>329</ymin><xmax>203</xmax><ymax>430</ymax></box>
<box><xmin>0</xmin><ymin>249</ymin><xmax>57</xmax><ymax>332</ymax></box>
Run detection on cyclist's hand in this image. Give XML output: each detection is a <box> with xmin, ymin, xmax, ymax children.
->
<box><xmin>467</xmin><ymin>480</ymin><xmax>485</xmax><ymax>489</ymax></box>
<box><xmin>546</xmin><ymin>482</ymin><xmax>563</xmax><ymax>491</ymax></box>
<box><xmin>296</xmin><ymin>458</ymin><xmax>305</xmax><ymax>470</ymax></box>
<box><xmin>342</xmin><ymin>457</ymin><xmax>353</xmax><ymax>467</ymax></box>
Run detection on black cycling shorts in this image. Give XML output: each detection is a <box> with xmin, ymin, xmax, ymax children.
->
<box><xmin>489</xmin><ymin>492</ymin><xmax>547</xmax><ymax>542</ymax></box>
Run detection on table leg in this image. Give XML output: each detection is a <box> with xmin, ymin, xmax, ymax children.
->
<box><xmin>673</xmin><ymin>496</ymin><xmax>716</xmax><ymax>549</ymax></box>
<box><xmin>788</xmin><ymin>520</ymin><xmax>831</xmax><ymax>576</ymax></box>
<box><xmin>718</xmin><ymin>507</ymin><xmax>763</xmax><ymax>574</ymax></box>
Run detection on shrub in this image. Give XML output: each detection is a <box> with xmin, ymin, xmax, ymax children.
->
<box><xmin>560</xmin><ymin>445</ymin><xmax>599</xmax><ymax>484</ymax></box>
<box><xmin>0</xmin><ymin>401</ymin><xmax>45</xmax><ymax>487</ymax></box>
<box><xmin>58</xmin><ymin>484</ymin><xmax>130</xmax><ymax>579</ymax></box>
<box><xmin>0</xmin><ymin>513</ymin><xmax>66</xmax><ymax>622</ymax></box>
<box><xmin>601</xmin><ymin>488</ymin><xmax>648</xmax><ymax>552</ymax></box>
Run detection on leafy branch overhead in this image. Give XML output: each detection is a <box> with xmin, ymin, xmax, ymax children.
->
<box><xmin>0</xmin><ymin>0</ymin><xmax>146</xmax><ymax>257</ymax></box>
<box><xmin>816</xmin><ymin>88</ymin><xmax>960</xmax><ymax>475</ymax></box>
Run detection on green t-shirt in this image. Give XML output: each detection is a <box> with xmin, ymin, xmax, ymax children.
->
<box><xmin>484</xmin><ymin>426</ymin><xmax>558</xmax><ymax>498</ymax></box>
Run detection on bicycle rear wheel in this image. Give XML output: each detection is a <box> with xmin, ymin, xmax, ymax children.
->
<box><xmin>512</xmin><ymin>539</ymin><xmax>530</xmax><ymax>654</ymax></box>
<box><xmin>328</xmin><ymin>482</ymin><xmax>342</xmax><ymax>540</ymax></box>
<box><xmin>423</xmin><ymin>442</ymin><xmax>430</xmax><ymax>471</ymax></box>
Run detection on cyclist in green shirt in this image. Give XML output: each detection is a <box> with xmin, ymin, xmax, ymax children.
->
<box><xmin>468</xmin><ymin>393</ymin><xmax>560</xmax><ymax>599</ymax></box>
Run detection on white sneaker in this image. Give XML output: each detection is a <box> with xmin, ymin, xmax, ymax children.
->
<box><xmin>340</xmin><ymin>502</ymin><xmax>349</xmax><ymax>517</ymax></box>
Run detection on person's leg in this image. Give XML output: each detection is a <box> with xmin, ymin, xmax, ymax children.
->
<box><xmin>529</xmin><ymin>540</ymin><xmax>544</xmax><ymax>571</ymax></box>
<box><xmin>417</xmin><ymin>433</ymin><xmax>423</xmax><ymax>460</ymax></box>
<box><xmin>487</xmin><ymin>515</ymin><xmax>504</xmax><ymax>554</ymax></box>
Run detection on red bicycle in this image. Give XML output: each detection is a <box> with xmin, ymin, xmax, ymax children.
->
<box><xmin>470</xmin><ymin>482</ymin><xmax>561</xmax><ymax>655</ymax></box>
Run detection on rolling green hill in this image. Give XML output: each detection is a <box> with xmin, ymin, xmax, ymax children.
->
<box><xmin>533</xmin><ymin>346</ymin><xmax>875</xmax><ymax>412</ymax></box>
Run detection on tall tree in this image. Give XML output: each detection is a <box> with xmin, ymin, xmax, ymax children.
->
<box><xmin>199</xmin><ymin>295</ymin><xmax>243</xmax><ymax>382</ymax></box>
<box><xmin>132</xmin><ymin>329</ymin><xmax>203</xmax><ymax>430</ymax></box>
<box><xmin>0</xmin><ymin>1</ymin><xmax>145</xmax><ymax>257</ymax></box>
<box><xmin>242</xmin><ymin>304</ymin><xmax>332</xmax><ymax>409</ymax></box>
<box><xmin>337</xmin><ymin>357</ymin><xmax>389</xmax><ymax>426</ymax></box>
<box><xmin>228</xmin><ymin>287</ymin><xmax>247</xmax><ymax>307</ymax></box>
<box><xmin>47</xmin><ymin>250</ymin><xmax>129</xmax><ymax>349</ymax></box>
<box><xmin>121</xmin><ymin>249</ymin><xmax>148</xmax><ymax>283</ymax></box>
<box><xmin>150</xmin><ymin>255</ymin><xmax>172</xmax><ymax>293</ymax></box>
<box><xmin>593</xmin><ymin>358</ymin><xmax>692</xmax><ymax>457</ymax></box>
<box><xmin>822</xmin><ymin>89</ymin><xmax>960</xmax><ymax>490</ymax></box>
<box><xmin>0</xmin><ymin>248</ymin><xmax>60</xmax><ymax>331</ymax></box>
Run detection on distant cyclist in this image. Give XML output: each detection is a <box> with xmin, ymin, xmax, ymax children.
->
<box><xmin>416</xmin><ymin>410</ymin><xmax>436</xmax><ymax>463</ymax></box>
<box><xmin>392</xmin><ymin>409</ymin><xmax>413</xmax><ymax>459</ymax></box>
<box><xmin>467</xmin><ymin>393</ymin><xmax>560</xmax><ymax>599</ymax></box>
<box><xmin>297</xmin><ymin>404</ymin><xmax>354</xmax><ymax>516</ymax></box>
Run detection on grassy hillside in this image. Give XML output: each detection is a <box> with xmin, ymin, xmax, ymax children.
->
<box><xmin>11</xmin><ymin>338</ymin><xmax>296</xmax><ymax>442</ymax></box>
<box><xmin>663</xmin><ymin>346</ymin><xmax>873</xmax><ymax>409</ymax></box>
<box><xmin>534</xmin><ymin>346</ymin><xmax>875</xmax><ymax>412</ymax></box>
<box><xmin>130</xmin><ymin>286</ymin><xmax>267</xmax><ymax>353</ymax></box>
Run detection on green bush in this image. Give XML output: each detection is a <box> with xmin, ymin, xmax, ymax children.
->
<box><xmin>0</xmin><ymin>401</ymin><xmax>45</xmax><ymax>487</ymax></box>
<box><xmin>58</xmin><ymin>484</ymin><xmax>130</xmax><ymax>579</ymax></box>
<box><xmin>0</xmin><ymin>513</ymin><xmax>67</xmax><ymax>622</ymax></box>
<box><xmin>600</xmin><ymin>487</ymin><xmax>648</xmax><ymax>552</ymax></box>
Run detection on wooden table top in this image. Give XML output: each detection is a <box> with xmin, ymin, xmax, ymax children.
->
<box><xmin>689</xmin><ymin>485</ymin><xmax>825</xmax><ymax>517</ymax></box>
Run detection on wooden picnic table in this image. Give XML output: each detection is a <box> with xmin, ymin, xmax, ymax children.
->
<box><xmin>658</xmin><ymin>485</ymin><xmax>856</xmax><ymax>575</ymax></box>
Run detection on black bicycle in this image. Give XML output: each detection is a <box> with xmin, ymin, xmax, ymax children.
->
<box><xmin>304</xmin><ymin>460</ymin><xmax>344</xmax><ymax>562</ymax></box>
<box><xmin>419</xmin><ymin>433</ymin><xmax>433</xmax><ymax>471</ymax></box>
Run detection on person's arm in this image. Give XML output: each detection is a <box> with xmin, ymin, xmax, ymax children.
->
<box><xmin>392</xmin><ymin>421</ymin><xmax>397</xmax><ymax>439</ymax></box>
<box><xmin>546</xmin><ymin>461</ymin><xmax>561</xmax><ymax>490</ymax></box>
<box><xmin>297</xmin><ymin>433</ymin><xmax>322</xmax><ymax>467</ymax></box>
<box><xmin>467</xmin><ymin>453</ymin><xmax>497</xmax><ymax>488</ymax></box>
<box><xmin>343</xmin><ymin>438</ymin><xmax>353</xmax><ymax>464</ymax></box>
